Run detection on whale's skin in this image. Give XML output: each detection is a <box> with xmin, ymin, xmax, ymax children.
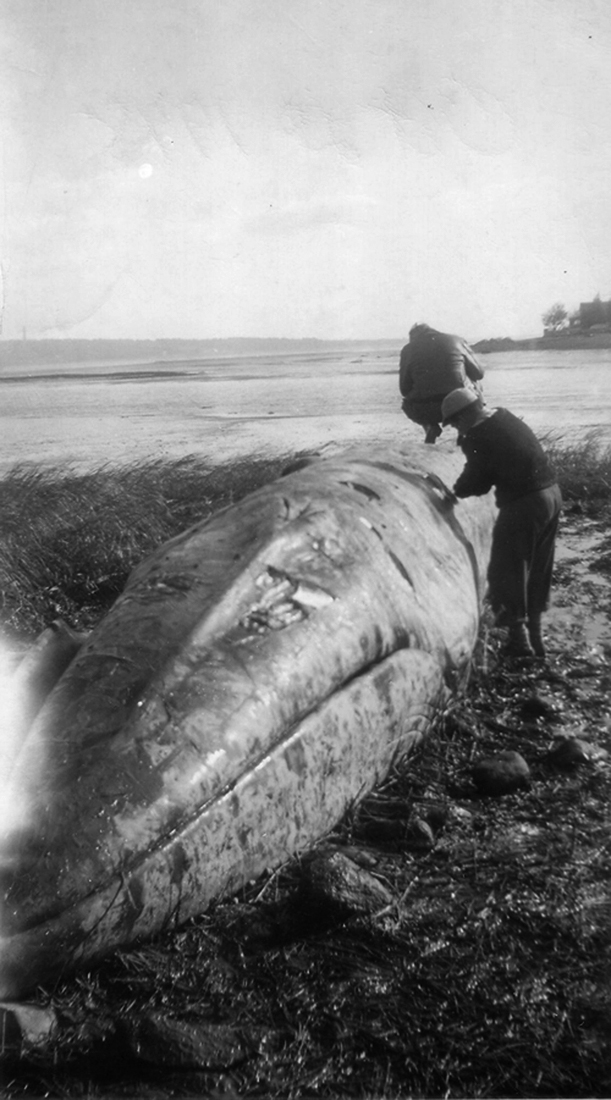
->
<box><xmin>0</xmin><ymin>445</ymin><xmax>495</xmax><ymax>997</ymax></box>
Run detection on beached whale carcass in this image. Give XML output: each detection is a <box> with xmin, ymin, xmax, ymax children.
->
<box><xmin>0</xmin><ymin>445</ymin><xmax>495</xmax><ymax>997</ymax></box>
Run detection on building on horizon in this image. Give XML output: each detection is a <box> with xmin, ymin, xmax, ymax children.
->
<box><xmin>567</xmin><ymin>296</ymin><xmax>611</xmax><ymax>334</ymax></box>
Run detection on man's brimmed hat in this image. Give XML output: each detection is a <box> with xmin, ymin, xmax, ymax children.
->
<box><xmin>441</xmin><ymin>387</ymin><xmax>479</xmax><ymax>425</ymax></box>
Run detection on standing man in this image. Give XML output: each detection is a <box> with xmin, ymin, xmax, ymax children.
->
<box><xmin>399</xmin><ymin>323</ymin><xmax>485</xmax><ymax>444</ymax></box>
<box><xmin>441</xmin><ymin>388</ymin><xmax>562</xmax><ymax>659</ymax></box>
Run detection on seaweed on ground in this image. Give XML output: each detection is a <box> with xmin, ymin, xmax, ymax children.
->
<box><xmin>3</xmin><ymin>567</ymin><xmax>610</xmax><ymax>1099</ymax></box>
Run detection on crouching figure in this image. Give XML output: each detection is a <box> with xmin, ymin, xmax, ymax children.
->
<box><xmin>399</xmin><ymin>323</ymin><xmax>485</xmax><ymax>444</ymax></box>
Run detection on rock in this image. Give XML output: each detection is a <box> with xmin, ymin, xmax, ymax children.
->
<box><xmin>472</xmin><ymin>751</ymin><xmax>530</xmax><ymax>796</ymax></box>
<box><xmin>444</xmin><ymin>713</ymin><xmax>474</xmax><ymax>739</ymax></box>
<box><xmin>358</xmin><ymin>816</ymin><xmax>406</xmax><ymax>844</ymax></box>
<box><xmin>404</xmin><ymin>818</ymin><xmax>436</xmax><ymax>851</ymax></box>
<box><xmin>445</xmin><ymin>804</ymin><xmax>475</xmax><ymax>826</ymax></box>
<box><xmin>546</xmin><ymin>737</ymin><xmax>609</xmax><ymax>770</ymax></box>
<box><xmin>336</xmin><ymin>844</ymin><xmax>379</xmax><ymax>869</ymax></box>
<box><xmin>518</xmin><ymin>693</ymin><xmax>561</xmax><ymax>722</ymax></box>
<box><xmin>0</xmin><ymin>1002</ymin><xmax>57</xmax><ymax>1054</ymax></box>
<box><xmin>121</xmin><ymin>1012</ymin><xmax>258</xmax><ymax>1069</ymax></box>
<box><xmin>223</xmin><ymin>904</ymin><xmax>281</xmax><ymax>948</ymax></box>
<box><xmin>301</xmin><ymin>849</ymin><xmax>393</xmax><ymax>916</ymax></box>
<box><xmin>354</xmin><ymin>810</ymin><xmax>436</xmax><ymax>850</ymax></box>
<box><xmin>420</xmin><ymin>803</ymin><xmax>450</xmax><ymax>833</ymax></box>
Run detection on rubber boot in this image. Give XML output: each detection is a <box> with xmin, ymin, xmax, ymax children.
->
<box><xmin>504</xmin><ymin>620</ymin><xmax>535</xmax><ymax>658</ymax></box>
<box><xmin>528</xmin><ymin>614</ymin><xmax>546</xmax><ymax>658</ymax></box>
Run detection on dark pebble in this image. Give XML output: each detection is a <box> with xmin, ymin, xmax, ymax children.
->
<box><xmin>472</xmin><ymin>750</ymin><xmax>530</xmax><ymax>796</ymax></box>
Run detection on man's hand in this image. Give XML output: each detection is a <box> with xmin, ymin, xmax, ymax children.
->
<box><xmin>424</xmin><ymin>474</ymin><xmax>458</xmax><ymax>507</ymax></box>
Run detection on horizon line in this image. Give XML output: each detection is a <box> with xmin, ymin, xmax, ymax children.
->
<box><xmin>0</xmin><ymin>333</ymin><xmax>534</xmax><ymax>344</ymax></box>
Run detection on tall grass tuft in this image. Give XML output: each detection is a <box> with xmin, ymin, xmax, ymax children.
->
<box><xmin>542</xmin><ymin>429</ymin><xmax>611</xmax><ymax>505</ymax></box>
<box><xmin>0</xmin><ymin>453</ymin><xmax>303</xmax><ymax>637</ymax></box>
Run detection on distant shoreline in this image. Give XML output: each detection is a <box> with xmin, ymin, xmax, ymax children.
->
<box><xmin>473</xmin><ymin>333</ymin><xmax>611</xmax><ymax>353</ymax></box>
<box><xmin>0</xmin><ymin>337</ymin><xmax>402</xmax><ymax>369</ymax></box>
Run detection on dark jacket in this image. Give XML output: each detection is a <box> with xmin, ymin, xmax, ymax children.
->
<box><xmin>399</xmin><ymin>326</ymin><xmax>484</xmax><ymax>401</ymax></box>
<box><xmin>454</xmin><ymin>409</ymin><xmax>557</xmax><ymax>508</ymax></box>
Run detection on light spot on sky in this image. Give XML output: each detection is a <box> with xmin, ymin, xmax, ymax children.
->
<box><xmin>138</xmin><ymin>164</ymin><xmax>153</xmax><ymax>180</ymax></box>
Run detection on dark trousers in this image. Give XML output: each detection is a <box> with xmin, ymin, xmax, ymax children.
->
<box><xmin>401</xmin><ymin>394</ymin><xmax>446</xmax><ymax>427</ymax></box>
<box><xmin>487</xmin><ymin>484</ymin><xmax>562</xmax><ymax>625</ymax></box>
<box><xmin>401</xmin><ymin>379</ymin><xmax>484</xmax><ymax>428</ymax></box>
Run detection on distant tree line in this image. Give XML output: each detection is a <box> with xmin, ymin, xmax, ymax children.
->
<box><xmin>542</xmin><ymin>294</ymin><xmax>611</xmax><ymax>334</ymax></box>
<box><xmin>541</xmin><ymin>302</ymin><xmax>568</xmax><ymax>332</ymax></box>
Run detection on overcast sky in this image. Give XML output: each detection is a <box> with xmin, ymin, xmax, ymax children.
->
<box><xmin>1</xmin><ymin>0</ymin><xmax>610</xmax><ymax>342</ymax></box>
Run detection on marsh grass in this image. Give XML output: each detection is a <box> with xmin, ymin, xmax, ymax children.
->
<box><xmin>541</xmin><ymin>429</ymin><xmax>611</xmax><ymax>506</ymax></box>
<box><xmin>0</xmin><ymin>452</ymin><xmax>300</xmax><ymax>637</ymax></box>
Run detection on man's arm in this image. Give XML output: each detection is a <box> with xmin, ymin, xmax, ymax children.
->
<box><xmin>453</xmin><ymin>441</ymin><xmax>494</xmax><ymax>498</ymax></box>
<box><xmin>454</xmin><ymin>466</ymin><xmax>493</xmax><ymax>498</ymax></box>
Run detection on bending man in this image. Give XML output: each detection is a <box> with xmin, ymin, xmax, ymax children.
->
<box><xmin>441</xmin><ymin>388</ymin><xmax>562</xmax><ymax>659</ymax></box>
<box><xmin>399</xmin><ymin>323</ymin><xmax>485</xmax><ymax>444</ymax></box>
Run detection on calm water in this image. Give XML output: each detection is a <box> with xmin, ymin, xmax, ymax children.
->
<box><xmin>1</xmin><ymin>344</ymin><xmax>610</xmax><ymax>472</ymax></box>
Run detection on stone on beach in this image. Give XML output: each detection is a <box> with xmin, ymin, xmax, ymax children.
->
<box><xmin>472</xmin><ymin>751</ymin><xmax>530</xmax><ymax>796</ymax></box>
